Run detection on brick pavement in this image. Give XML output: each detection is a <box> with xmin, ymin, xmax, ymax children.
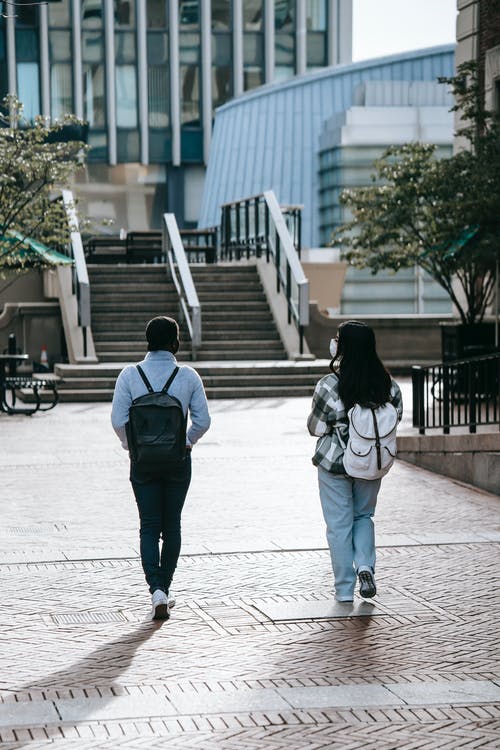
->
<box><xmin>0</xmin><ymin>381</ymin><xmax>499</xmax><ymax>748</ymax></box>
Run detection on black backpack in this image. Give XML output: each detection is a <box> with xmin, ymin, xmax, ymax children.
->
<box><xmin>126</xmin><ymin>365</ymin><xmax>187</xmax><ymax>469</ymax></box>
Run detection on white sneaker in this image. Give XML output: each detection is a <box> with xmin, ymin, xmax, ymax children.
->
<box><xmin>151</xmin><ymin>589</ymin><xmax>170</xmax><ymax>620</ymax></box>
<box><xmin>166</xmin><ymin>590</ymin><xmax>176</xmax><ymax>609</ymax></box>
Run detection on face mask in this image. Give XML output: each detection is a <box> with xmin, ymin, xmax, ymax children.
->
<box><xmin>329</xmin><ymin>338</ymin><xmax>338</xmax><ymax>359</ymax></box>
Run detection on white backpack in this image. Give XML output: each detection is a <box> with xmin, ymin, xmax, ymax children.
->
<box><xmin>340</xmin><ymin>402</ymin><xmax>399</xmax><ymax>480</ymax></box>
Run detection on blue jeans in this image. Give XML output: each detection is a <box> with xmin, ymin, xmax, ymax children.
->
<box><xmin>130</xmin><ymin>454</ymin><xmax>191</xmax><ymax>594</ymax></box>
<box><xmin>318</xmin><ymin>468</ymin><xmax>381</xmax><ymax>600</ymax></box>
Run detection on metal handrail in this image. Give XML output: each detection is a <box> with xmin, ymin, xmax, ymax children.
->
<box><xmin>220</xmin><ymin>190</ymin><xmax>309</xmax><ymax>353</ymax></box>
<box><xmin>61</xmin><ymin>190</ymin><xmax>91</xmax><ymax>357</ymax></box>
<box><xmin>162</xmin><ymin>213</ymin><xmax>201</xmax><ymax>359</ymax></box>
<box><xmin>412</xmin><ymin>352</ymin><xmax>500</xmax><ymax>434</ymax></box>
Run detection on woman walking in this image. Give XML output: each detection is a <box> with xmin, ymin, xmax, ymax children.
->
<box><xmin>307</xmin><ymin>321</ymin><xmax>403</xmax><ymax>602</ymax></box>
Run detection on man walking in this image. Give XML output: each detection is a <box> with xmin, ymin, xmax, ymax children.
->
<box><xmin>111</xmin><ymin>316</ymin><xmax>211</xmax><ymax>619</ymax></box>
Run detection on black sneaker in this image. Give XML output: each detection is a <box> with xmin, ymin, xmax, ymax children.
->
<box><xmin>358</xmin><ymin>569</ymin><xmax>376</xmax><ymax>598</ymax></box>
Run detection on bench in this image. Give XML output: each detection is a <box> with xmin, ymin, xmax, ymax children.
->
<box><xmin>0</xmin><ymin>354</ymin><xmax>59</xmax><ymax>415</ymax></box>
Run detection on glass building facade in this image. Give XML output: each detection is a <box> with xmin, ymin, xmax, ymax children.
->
<box><xmin>0</xmin><ymin>0</ymin><xmax>352</xmax><ymax>228</ymax></box>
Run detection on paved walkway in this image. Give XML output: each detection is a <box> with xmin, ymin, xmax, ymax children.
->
<box><xmin>1</xmin><ymin>381</ymin><xmax>499</xmax><ymax>748</ymax></box>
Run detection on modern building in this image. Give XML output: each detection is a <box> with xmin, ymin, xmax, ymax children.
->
<box><xmin>0</xmin><ymin>0</ymin><xmax>353</xmax><ymax>230</ymax></box>
<box><xmin>198</xmin><ymin>45</ymin><xmax>455</xmax><ymax>314</ymax></box>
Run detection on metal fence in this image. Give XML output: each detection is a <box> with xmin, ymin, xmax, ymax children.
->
<box><xmin>412</xmin><ymin>353</ymin><xmax>500</xmax><ymax>434</ymax></box>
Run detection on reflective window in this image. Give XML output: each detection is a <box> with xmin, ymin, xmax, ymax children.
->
<box><xmin>82</xmin><ymin>0</ymin><xmax>103</xmax><ymax>28</ymax></box>
<box><xmin>212</xmin><ymin>0</ymin><xmax>230</xmax><ymax>30</ymax></box>
<box><xmin>212</xmin><ymin>19</ymin><xmax>231</xmax><ymax>112</ymax></box>
<box><xmin>0</xmin><ymin>20</ymin><xmax>7</xmax><ymax>100</ymax></box>
<box><xmin>147</xmin><ymin>0</ymin><xmax>167</xmax><ymax>28</ymax></box>
<box><xmin>83</xmin><ymin>63</ymin><xmax>105</xmax><ymax>127</ymax></box>
<box><xmin>243</xmin><ymin>34</ymin><xmax>263</xmax><ymax>91</ymax></box>
<box><xmin>115</xmin><ymin>0</ymin><xmax>134</xmax><ymax>27</ymax></box>
<box><xmin>179</xmin><ymin>0</ymin><xmax>199</xmax><ymax>29</ymax></box>
<box><xmin>275</xmin><ymin>32</ymin><xmax>295</xmax><ymax>81</ymax></box>
<box><xmin>244</xmin><ymin>0</ymin><xmax>263</xmax><ymax>30</ymax></box>
<box><xmin>116</xmin><ymin>66</ymin><xmax>137</xmax><ymax>128</ymax></box>
<box><xmin>51</xmin><ymin>64</ymin><xmax>73</xmax><ymax>119</ymax></box>
<box><xmin>275</xmin><ymin>0</ymin><xmax>294</xmax><ymax>30</ymax></box>
<box><xmin>307</xmin><ymin>32</ymin><xmax>327</xmax><ymax>68</ymax></box>
<box><xmin>49</xmin><ymin>0</ymin><xmax>71</xmax><ymax>27</ymax></box>
<box><xmin>306</xmin><ymin>0</ymin><xmax>327</xmax><ymax>30</ymax></box>
<box><xmin>18</xmin><ymin>63</ymin><xmax>40</xmax><ymax>121</ymax></box>
<box><xmin>148</xmin><ymin>66</ymin><xmax>169</xmax><ymax>127</ymax></box>
<box><xmin>49</xmin><ymin>31</ymin><xmax>72</xmax><ymax>62</ymax></box>
<box><xmin>180</xmin><ymin>32</ymin><xmax>200</xmax><ymax>125</ymax></box>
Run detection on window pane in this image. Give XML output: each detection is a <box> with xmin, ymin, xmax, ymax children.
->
<box><xmin>82</xmin><ymin>31</ymin><xmax>103</xmax><ymax>64</ymax></box>
<box><xmin>244</xmin><ymin>0</ymin><xmax>263</xmax><ymax>30</ymax></box>
<box><xmin>116</xmin><ymin>65</ymin><xmax>137</xmax><ymax>127</ymax></box>
<box><xmin>243</xmin><ymin>33</ymin><xmax>263</xmax><ymax>65</ymax></box>
<box><xmin>51</xmin><ymin>64</ymin><xmax>73</xmax><ymax>118</ymax></box>
<box><xmin>306</xmin><ymin>0</ymin><xmax>327</xmax><ymax>31</ymax></box>
<box><xmin>180</xmin><ymin>65</ymin><xmax>200</xmax><ymax>125</ymax></box>
<box><xmin>83</xmin><ymin>64</ymin><xmax>105</xmax><ymax>126</ymax></box>
<box><xmin>147</xmin><ymin>0</ymin><xmax>167</xmax><ymax>28</ymax></box>
<box><xmin>49</xmin><ymin>31</ymin><xmax>72</xmax><ymax>62</ymax></box>
<box><xmin>307</xmin><ymin>32</ymin><xmax>327</xmax><ymax>67</ymax></box>
<box><xmin>115</xmin><ymin>32</ymin><xmax>136</xmax><ymax>63</ymax></box>
<box><xmin>49</xmin><ymin>0</ymin><xmax>71</xmax><ymax>27</ymax></box>
<box><xmin>212</xmin><ymin>65</ymin><xmax>231</xmax><ymax>109</ymax></box>
<box><xmin>148</xmin><ymin>66</ymin><xmax>169</xmax><ymax>127</ymax></box>
<box><xmin>179</xmin><ymin>0</ymin><xmax>199</xmax><ymax>28</ymax></box>
<box><xmin>275</xmin><ymin>34</ymin><xmax>294</xmax><ymax>65</ymax></box>
<box><xmin>275</xmin><ymin>0</ymin><xmax>294</xmax><ymax>30</ymax></box>
<box><xmin>82</xmin><ymin>0</ymin><xmax>103</xmax><ymax>28</ymax></box>
<box><xmin>244</xmin><ymin>68</ymin><xmax>263</xmax><ymax>91</ymax></box>
<box><xmin>16</xmin><ymin>30</ymin><xmax>39</xmax><ymax>61</ymax></box>
<box><xmin>212</xmin><ymin>0</ymin><xmax>230</xmax><ymax>30</ymax></box>
<box><xmin>147</xmin><ymin>32</ymin><xmax>168</xmax><ymax>64</ymax></box>
<box><xmin>115</xmin><ymin>0</ymin><xmax>134</xmax><ymax>27</ymax></box>
<box><xmin>17</xmin><ymin>63</ymin><xmax>40</xmax><ymax>120</ymax></box>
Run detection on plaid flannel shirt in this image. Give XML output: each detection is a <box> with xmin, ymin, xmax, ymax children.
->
<box><xmin>307</xmin><ymin>372</ymin><xmax>403</xmax><ymax>474</ymax></box>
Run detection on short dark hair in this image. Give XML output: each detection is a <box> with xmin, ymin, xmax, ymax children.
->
<box><xmin>146</xmin><ymin>316</ymin><xmax>179</xmax><ymax>351</ymax></box>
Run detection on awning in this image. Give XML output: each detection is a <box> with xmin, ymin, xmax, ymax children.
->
<box><xmin>0</xmin><ymin>232</ymin><xmax>74</xmax><ymax>268</ymax></box>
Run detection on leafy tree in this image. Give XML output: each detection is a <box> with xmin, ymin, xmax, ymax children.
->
<box><xmin>332</xmin><ymin>61</ymin><xmax>500</xmax><ymax>325</ymax></box>
<box><xmin>0</xmin><ymin>95</ymin><xmax>89</xmax><ymax>272</ymax></box>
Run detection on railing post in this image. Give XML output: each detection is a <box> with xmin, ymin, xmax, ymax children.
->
<box><xmin>245</xmin><ymin>200</ymin><xmax>250</xmax><ymax>259</ymax></box>
<box><xmin>254</xmin><ymin>198</ymin><xmax>261</xmax><ymax>257</ymax></box>
<box><xmin>265</xmin><ymin>202</ymin><xmax>270</xmax><ymax>262</ymax></box>
<box><xmin>286</xmin><ymin>264</ymin><xmax>291</xmax><ymax>323</ymax></box>
<box><xmin>235</xmin><ymin>203</ymin><xmax>241</xmax><ymax>260</ymax></box>
<box><xmin>442</xmin><ymin>364</ymin><xmax>451</xmax><ymax>434</ymax></box>
<box><xmin>275</xmin><ymin>233</ymin><xmax>280</xmax><ymax>292</ymax></box>
<box><xmin>469</xmin><ymin>360</ymin><xmax>477</xmax><ymax>434</ymax></box>
<box><xmin>412</xmin><ymin>366</ymin><xmax>426</xmax><ymax>434</ymax></box>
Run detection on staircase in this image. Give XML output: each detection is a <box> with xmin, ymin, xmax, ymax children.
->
<box><xmin>54</xmin><ymin>262</ymin><xmax>326</xmax><ymax>400</ymax></box>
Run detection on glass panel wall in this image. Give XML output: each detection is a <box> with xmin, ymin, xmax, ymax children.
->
<box><xmin>211</xmin><ymin>1</ymin><xmax>232</xmax><ymax>112</ymax></box>
<box><xmin>49</xmin><ymin>0</ymin><xmax>73</xmax><ymax>119</ymax></box>
<box><xmin>306</xmin><ymin>0</ymin><xmax>327</xmax><ymax>70</ymax></box>
<box><xmin>15</xmin><ymin>3</ymin><xmax>40</xmax><ymax>120</ymax></box>
<box><xmin>82</xmin><ymin>0</ymin><xmax>106</xmax><ymax>159</ymax></box>
<box><xmin>179</xmin><ymin>0</ymin><xmax>200</xmax><ymax>127</ymax></box>
<box><xmin>243</xmin><ymin>0</ymin><xmax>263</xmax><ymax>91</ymax></box>
<box><xmin>115</xmin><ymin>1</ymin><xmax>139</xmax><ymax>161</ymax></box>
<box><xmin>275</xmin><ymin>0</ymin><xmax>295</xmax><ymax>81</ymax></box>
<box><xmin>147</xmin><ymin>0</ymin><xmax>170</xmax><ymax>161</ymax></box>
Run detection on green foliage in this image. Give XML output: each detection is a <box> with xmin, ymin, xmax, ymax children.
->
<box><xmin>0</xmin><ymin>95</ymin><xmax>89</xmax><ymax>273</ymax></box>
<box><xmin>332</xmin><ymin>62</ymin><xmax>500</xmax><ymax>325</ymax></box>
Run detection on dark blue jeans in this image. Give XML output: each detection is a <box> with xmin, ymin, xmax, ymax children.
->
<box><xmin>130</xmin><ymin>454</ymin><xmax>192</xmax><ymax>594</ymax></box>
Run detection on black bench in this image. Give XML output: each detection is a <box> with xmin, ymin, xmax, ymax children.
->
<box><xmin>0</xmin><ymin>354</ymin><xmax>59</xmax><ymax>416</ymax></box>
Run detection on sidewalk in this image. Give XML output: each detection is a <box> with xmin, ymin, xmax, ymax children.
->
<box><xmin>0</xmin><ymin>382</ymin><xmax>499</xmax><ymax>748</ymax></box>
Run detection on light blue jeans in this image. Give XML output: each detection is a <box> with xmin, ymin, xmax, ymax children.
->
<box><xmin>318</xmin><ymin>468</ymin><xmax>381</xmax><ymax>600</ymax></box>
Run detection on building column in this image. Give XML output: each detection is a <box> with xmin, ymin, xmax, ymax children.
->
<box><xmin>104</xmin><ymin>0</ymin><xmax>117</xmax><ymax>165</ymax></box>
<box><xmin>6</xmin><ymin>9</ymin><xmax>16</xmax><ymax>96</ymax></box>
<box><xmin>337</xmin><ymin>0</ymin><xmax>352</xmax><ymax>64</ymax></box>
<box><xmin>72</xmin><ymin>0</ymin><xmax>84</xmax><ymax>119</ymax></box>
<box><xmin>264</xmin><ymin>0</ymin><xmax>275</xmax><ymax>82</ymax></box>
<box><xmin>328</xmin><ymin>0</ymin><xmax>338</xmax><ymax>65</ymax></box>
<box><xmin>169</xmin><ymin>0</ymin><xmax>181</xmax><ymax>166</ymax></box>
<box><xmin>233</xmin><ymin>0</ymin><xmax>244</xmax><ymax>97</ymax></box>
<box><xmin>296</xmin><ymin>0</ymin><xmax>307</xmax><ymax>75</ymax></box>
<box><xmin>39</xmin><ymin>4</ymin><xmax>51</xmax><ymax>118</ymax></box>
<box><xmin>137</xmin><ymin>0</ymin><xmax>149</xmax><ymax>165</ymax></box>
<box><xmin>201</xmin><ymin>0</ymin><xmax>212</xmax><ymax>165</ymax></box>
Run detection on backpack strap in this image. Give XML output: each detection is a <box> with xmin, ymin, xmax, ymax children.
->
<box><xmin>370</xmin><ymin>407</ymin><xmax>382</xmax><ymax>470</ymax></box>
<box><xmin>161</xmin><ymin>366</ymin><xmax>179</xmax><ymax>394</ymax></box>
<box><xmin>136</xmin><ymin>365</ymin><xmax>154</xmax><ymax>393</ymax></box>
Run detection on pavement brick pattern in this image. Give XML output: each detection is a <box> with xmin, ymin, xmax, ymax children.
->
<box><xmin>0</xmin><ymin>387</ymin><xmax>499</xmax><ymax>748</ymax></box>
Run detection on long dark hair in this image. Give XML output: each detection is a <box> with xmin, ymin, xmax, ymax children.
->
<box><xmin>330</xmin><ymin>321</ymin><xmax>391</xmax><ymax>410</ymax></box>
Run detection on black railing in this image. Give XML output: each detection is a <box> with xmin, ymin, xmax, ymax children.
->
<box><xmin>412</xmin><ymin>353</ymin><xmax>500</xmax><ymax>434</ymax></box>
<box><xmin>220</xmin><ymin>191</ymin><xmax>308</xmax><ymax>354</ymax></box>
<box><xmin>85</xmin><ymin>229</ymin><xmax>217</xmax><ymax>264</ymax></box>
<box><xmin>220</xmin><ymin>194</ymin><xmax>302</xmax><ymax>260</ymax></box>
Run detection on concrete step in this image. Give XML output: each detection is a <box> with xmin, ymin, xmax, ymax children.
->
<box><xmin>93</xmin><ymin>327</ymin><xmax>280</xmax><ymax>341</ymax></box>
<box><xmin>95</xmin><ymin>333</ymin><xmax>281</xmax><ymax>347</ymax></box>
<box><xmin>55</xmin><ymin>362</ymin><xmax>329</xmax><ymax>378</ymax></box>
<box><xmin>97</xmin><ymin>349</ymin><xmax>286</xmax><ymax>362</ymax></box>
<box><xmin>51</xmin><ymin>384</ymin><xmax>315</xmax><ymax>402</ymax></box>
<box><xmin>91</xmin><ymin>284</ymin><xmax>174</xmax><ymax>294</ymax></box>
<box><xmin>55</xmin><ymin>373</ymin><xmax>318</xmax><ymax>390</ymax></box>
